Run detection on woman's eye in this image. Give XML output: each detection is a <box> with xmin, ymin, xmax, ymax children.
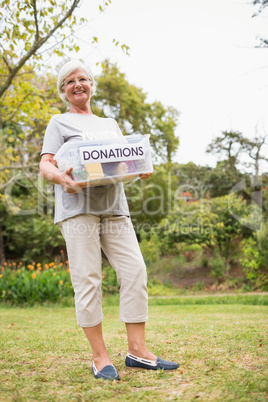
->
<box><xmin>80</xmin><ymin>78</ymin><xmax>86</xmax><ymax>81</ymax></box>
<box><xmin>67</xmin><ymin>80</ymin><xmax>74</xmax><ymax>84</ymax></box>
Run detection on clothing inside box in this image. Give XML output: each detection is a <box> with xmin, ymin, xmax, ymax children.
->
<box><xmin>81</xmin><ymin>159</ymin><xmax>148</xmax><ymax>179</ymax></box>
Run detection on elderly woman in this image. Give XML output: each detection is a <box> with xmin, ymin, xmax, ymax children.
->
<box><xmin>39</xmin><ymin>60</ymin><xmax>179</xmax><ymax>380</ymax></box>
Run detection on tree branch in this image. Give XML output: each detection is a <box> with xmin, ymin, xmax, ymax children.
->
<box><xmin>32</xmin><ymin>0</ymin><xmax>40</xmax><ymax>42</ymax></box>
<box><xmin>0</xmin><ymin>0</ymin><xmax>81</xmax><ymax>99</ymax></box>
<box><xmin>2</xmin><ymin>55</ymin><xmax>12</xmax><ymax>73</ymax></box>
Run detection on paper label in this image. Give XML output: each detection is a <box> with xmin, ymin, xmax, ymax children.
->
<box><xmin>79</xmin><ymin>143</ymin><xmax>145</xmax><ymax>164</ymax></box>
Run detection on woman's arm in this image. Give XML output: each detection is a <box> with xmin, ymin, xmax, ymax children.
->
<box><xmin>39</xmin><ymin>153</ymin><xmax>88</xmax><ymax>193</ymax></box>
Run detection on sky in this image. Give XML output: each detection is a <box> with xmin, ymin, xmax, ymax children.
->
<box><xmin>73</xmin><ymin>0</ymin><xmax>268</xmax><ymax>169</ymax></box>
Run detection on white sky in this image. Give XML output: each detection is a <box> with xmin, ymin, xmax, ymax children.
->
<box><xmin>73</xmin><ymin>0</ymin><xmax>268</xmax><ymax>169</ymax></box>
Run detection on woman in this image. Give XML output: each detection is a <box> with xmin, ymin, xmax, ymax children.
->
<box><xmin>39</xmin><ymin>60</ymin><xmax>179</xmax><ymax>380</ymax></box>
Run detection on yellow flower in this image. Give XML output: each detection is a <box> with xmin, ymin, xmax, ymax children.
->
<box><xmin>0</xmin><ymin>274</ymin><xmax>2</xmax><ymax>278</ymax></box>
<box><xmin>59</xmin><ymin>280</ymin><xmax>63</xmax><ymax>285</ymax></box>
<box><xmin>32</xmin><ymin>273</ymin><xmax>36</xmax><ymax>279</ymax></box>
<box><xmin>37</xmin><ymin>263</ymin><xmax>41</xmax><ymax>267</ymax></box>
<box><xmin>53</xmin><ymin>273</ymin><xmax>56</xmax><ymax>276</ymax></box>
<box><xmin>18</xmin><ymin>270</ymin><xmax>21</xmax><ymax>273</ymax></box>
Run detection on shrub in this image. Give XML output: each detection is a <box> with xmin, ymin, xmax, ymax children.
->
<box><xmin>257</xmin><ymin>221</ymin><xmax>268</xmax><ymax>268</ymax></box>
<box><xmin>139</xmin><ymin>230</ymin><xmax>162</xmax><ymax>263</ymax></box>
<box><xmin>240</xmin><ymin>237</ymin><xmax>268</xmax><ymax>291</ymax></box>
<box><xmin>4</xmin><ymin>215</ymin><xmax>65</xmax><ymax>263</ymax></box>
<box><xmin>0</xmin><ymin>262</ymin><xmax>73</xmax><ymax>305</ymax></box>
<box><xmin>0</xmin><ymin>260</ymin><xmax>121</xmax><ymax>305</ymax></box>
<box><xmin>160</xmin><ymin>194</ymin><xmax>254</xmax><ymax>274</ymax></box>
<box><xmin>211</xmin><ymin>256</ymin><xmax>226</xmax><ymax>280</ymax></box>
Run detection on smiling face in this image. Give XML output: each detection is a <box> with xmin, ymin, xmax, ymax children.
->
<box><xmin>62</xmin><ymin>68</ymin><xmax>92</xmax><ymax>109</ymax></box>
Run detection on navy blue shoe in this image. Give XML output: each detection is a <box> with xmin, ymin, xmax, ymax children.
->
<box><xmin>125</xmin><ymin>353</ymin><xmax>179</xmax><ymax>371</ymax></box>
<box><xmin>92</xmin><ymin>361</ymin><xmax>120</xmax><ymax>380</ymax></box>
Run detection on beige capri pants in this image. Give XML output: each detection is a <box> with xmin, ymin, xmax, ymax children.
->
<box><xmin>59</xmin><ymin>214</ymin><xmax>148</xmax><ymax>327</ymax></box>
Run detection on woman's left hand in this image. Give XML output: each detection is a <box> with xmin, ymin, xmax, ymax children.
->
<box><xmin>139</xmin><ymin>172</ymin><xmax>153</xmax><ymax>180</ymax></box>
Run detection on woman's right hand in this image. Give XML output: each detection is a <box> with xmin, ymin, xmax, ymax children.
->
<box><xmin>40</xmin><ymin>154</ymin><xmax>88</xmax><ymax>192</ymax></box>
<box><xmin>60</xmin><ymin>167</ymin><xmax>88</xmax><ymax>193</ymax></box>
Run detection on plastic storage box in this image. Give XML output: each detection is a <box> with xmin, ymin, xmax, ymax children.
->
<box><xmin>54</xmin><ymin>134</ymin><xmax>153</xmax><ymax>187</ymax></box>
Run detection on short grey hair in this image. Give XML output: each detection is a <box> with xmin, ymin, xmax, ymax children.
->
<box><xmin>57</xmin><ymin>60</ymin><xmax>96</xmax><ymax>104</ymax></box>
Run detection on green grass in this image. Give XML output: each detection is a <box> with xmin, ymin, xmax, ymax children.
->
<box><xmin>149</xmin><ymin>293</ymin><xmax>268</xmax><ymax>306</ymax></box>
<box><xmin>0</xmin><ymin>299</ymin><xmax>267</xmax><ymax>401</ymax></box>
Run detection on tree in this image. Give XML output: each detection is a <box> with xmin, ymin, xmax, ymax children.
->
<box><xmin>243</xmin><ymin>133</ymin><xmax>268</xmax><ymax>177</ymax></box>
<box><xmin>172</xmin><ymin>162</ymin><xmax>212</xmax><ymax>199</ymax></box>
<box><xmin>206</xmin><ymin>131</ymin><xmax>247</xmax><ymax>174</ymax></box>
<box><xmin>252</xmin><ymin>0</ymin><xmax>268</xmax><ymax>47</ymax></box>
<box><xmin>252</xmin><ymin>0</ymin><xmax>268</xmax><ymax>15</ymax></box>
<box><xmin>205</xmin><ymin>160</ymin><xmax>244</xmax><ymax>198</ymax></box>
<box><xmin>0</xmin><ymin>65</ymin><xmax>61</xmax><ymax>264</ymax></box>
<box><xmin>0</xmin><ymin>0</ymin><xmax>116</xmax><ymax>99</ymax></box>
<box><xmin>147</xmin><ymin>101</ymin><xmax>179</xmax><ymax>164</ymax></box>
<box><xmin>206</xmin><ymin>129</ymin><xmax>268</xmax><ymax>200</ymax></box>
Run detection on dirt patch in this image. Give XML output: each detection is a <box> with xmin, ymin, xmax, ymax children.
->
<box><xmin>160</xmin><ymin>263</ymin><xmax>246</xmax><ymax>291</ymax></box>
<box><xmin>169</xmin><ymin>265</ymin><xmax>214</xmax><ymax>288</ymax></box>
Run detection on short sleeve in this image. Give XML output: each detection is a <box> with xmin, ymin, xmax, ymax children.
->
<box><xmin>41</xmin><ymin>116</ymin><xmax>64</xmax><ymax>156</ymax></box>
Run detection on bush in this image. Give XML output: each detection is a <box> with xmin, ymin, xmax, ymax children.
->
<box><xmin>160</xmin><ymin>194</ymin><xmax>255</xmax><ymax>274</ymax></box>
<box><xmin>257</xmin><ymin>221</ymin><xmax>268</xmax><ymax>268</ymax></box>
<box><xmin>240</xmin><ymin>237</ymin><xmax>268</xmax><ymax>291</ymax></box>
<box><xmin>0</xmin><ymin>260</ymin><xmax>121</xmax><ymax>305</ymax></box>
<box><xmin>177</xmin><ymin>243</ymin><xmax>202</xmax><ymax>262</ymax></box>
<box><xmin>211</xmin><ymin>256</ymin><xmax>226</xmax><ymax>280</ymax></box>
<box><xmin>0</xmin><ymin>262</ymin><xmax>73</xmax><ymax>305</ymax></box>
<box><xmin>4</xmin><ymin>214</ymin><xmax>65</xmax><ymax>263</ymax></box>
<box><xmin>139</xmin><ymin>230</ymin><xmax>162</xmax><ymax>263</ymax></box>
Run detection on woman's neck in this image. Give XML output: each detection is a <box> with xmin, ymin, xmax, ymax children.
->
<box><xmin>69</xmin><ymin>103</ymin><xmax>92</xmax><ymax>115</ymax></box>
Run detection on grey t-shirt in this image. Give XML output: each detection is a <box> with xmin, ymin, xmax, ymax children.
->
<box><xmin>41</xmin><ymin>113</ymin><xmax>130</xmax><ymax>224</ymax></box>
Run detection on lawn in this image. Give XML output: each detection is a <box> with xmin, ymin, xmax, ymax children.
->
<box><xmin>0</xmin><ymin>297</ymin><xmax>267</xmax><ymax>401</ymax></box>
